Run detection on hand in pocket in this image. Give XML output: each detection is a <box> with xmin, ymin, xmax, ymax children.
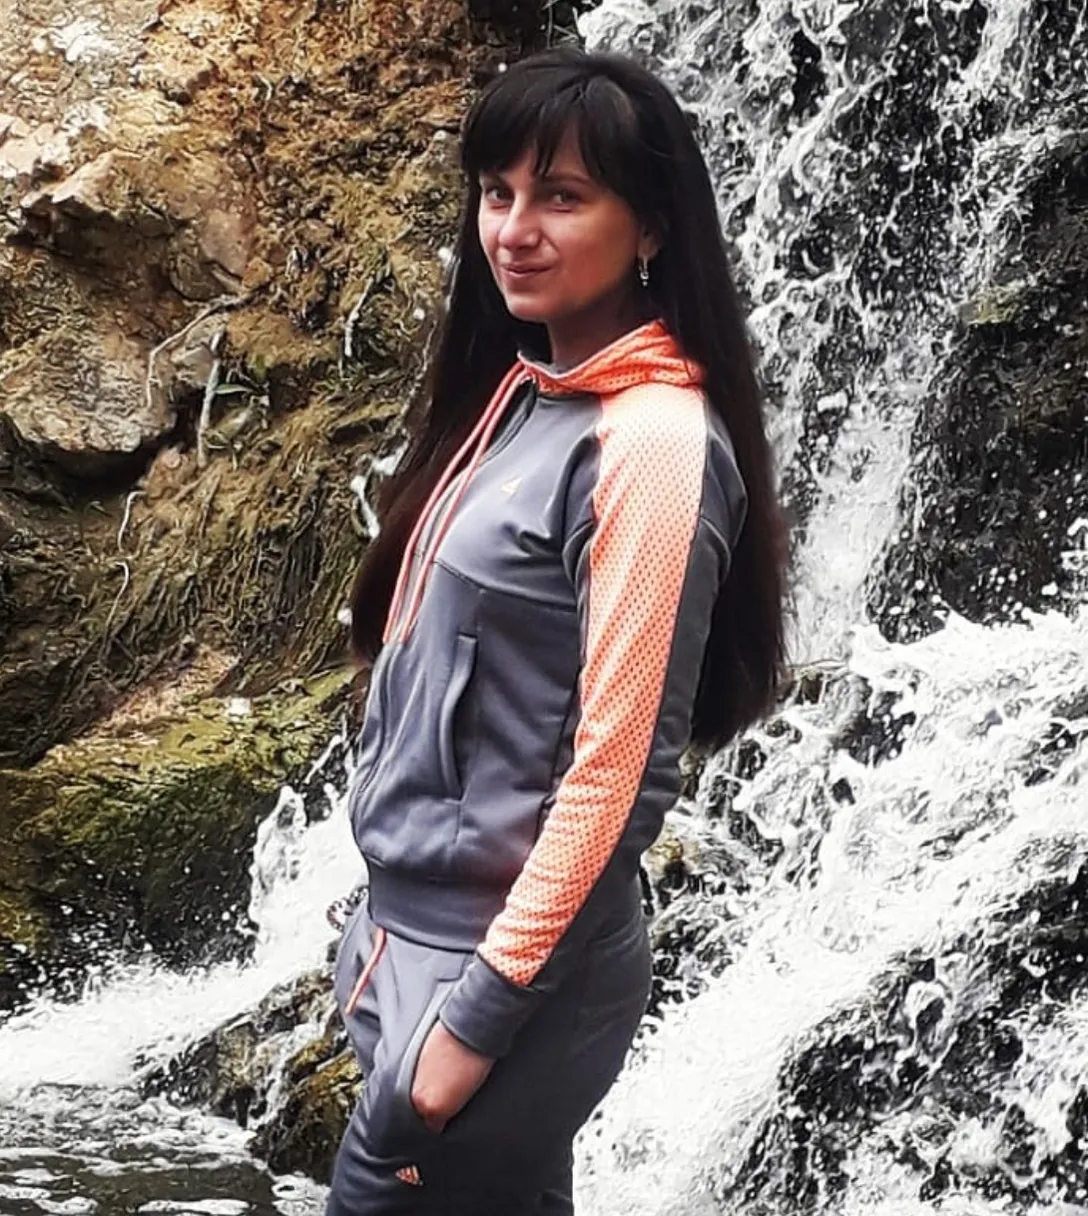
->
<box><xmin>411</xmin><ymin>1021</ymin><xmax>494</xmax><ymax>1133</ymax></box>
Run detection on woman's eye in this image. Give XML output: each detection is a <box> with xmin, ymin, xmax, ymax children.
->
<box><xmin>552</xmin><ymin>190</ymin><xmax>577</xmax><ymax>205</ymax></box>
<box><xmin>482</xmin><ymin>184</ymin><xmax>509</xmax><ymax>203</ymax></box>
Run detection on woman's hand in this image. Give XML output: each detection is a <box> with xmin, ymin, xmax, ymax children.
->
<box><xmin>410</xmin><ymin>1021</ymin><xmax>494</xmax><ymax>1134</ymax></box>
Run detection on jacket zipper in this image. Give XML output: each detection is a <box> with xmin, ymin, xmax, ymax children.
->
<box><xmin>385</xmin><ymin>365</ymin><xmax>530</xmax><ymax>645</ymax></box>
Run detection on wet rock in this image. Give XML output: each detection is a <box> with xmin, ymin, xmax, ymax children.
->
<box><xmin>142</xmin><ymin>969</ymin><xmax>343</xmax><ymax>1128</ymax></box>
<box><xmin>873</xmin><ymin>134</ymin><xmax>1088</xmax><ymax>639</ymax></box>
<box><xmin>251</xmin><ymin>1020</ymin><xmax>360</xmax><ymax>1183</ymax></box>
<box><xmin>1025</xmin><ymin>688</ymin><xmax>1088</xmax><ymax>788</ymax></box>
<box><xmin>0</xmin><ymin>666</ymin><xmax>352</xmax><ymax>1011</ymax></box>
<box><xmin>731</xmin><ymin>857</ymin><xmax>1088</xmax><ymax>1212</ymax></box>
<box><xmin>830</xmin><ymin>674</ymin><xmax>917</xmax><ymax>768</ymax></box>
<box><xmin>641</xmin><ymin>667</ymin><xmax>890</xmax><ymax>1011</ymax></box>
<box><xmin>143</xmin><ymin>962</ymin><xmax>359</xmax><ymax>1184</ymax></box>
<box><xmin>467</xmin><ymin>0</ymin><xmax>595</xmax><ymax>47</ymax></box>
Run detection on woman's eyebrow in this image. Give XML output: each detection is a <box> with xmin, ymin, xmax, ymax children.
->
<box><xmin>536</xmin><ymin>170</ymin><xmax>595</xmax><ymax>187</ymax></box>
<box><xmin>477</xmin><ymin>168</ymin><xmax>595</xmax><ymax>188</ymax></box>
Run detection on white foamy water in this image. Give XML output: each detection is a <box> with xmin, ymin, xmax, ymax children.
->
<box><xmin>585</xmin><ymin>0</ymin><xmax>1085</xmax><ymax>661</ymax></box>
<box><xmin>575</xmin><ymin>603</ymin><xmax>1088</xmax><ymax>1214</ymax></box>
<box><xmin>2</xmin><ymin>0</ymin><xmax>1086</xmax><ymax>1213</ymax></box>
<box><xmin>0</xmin><ymin>736</ymin><xmax>362</xmax><ymax>1099</ymax></box>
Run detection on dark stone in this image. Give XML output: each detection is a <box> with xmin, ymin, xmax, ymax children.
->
<box><xmin>729</xmin><ymin>859</ymin><xmax>1088</xmax><ymax>1211</ymax></box>
<box><xmin>873</xmin><ymin>133</ymin><xmax>1088</xmax><ymax>639</ymax></box>
<box><xmin>1025</xmin><ymin>689</ymin><xmax>1088</xmax><ymax>787</ymax></box>
<box><xmin>140</xmin><ymin>970</ymin><xmax>342</xmax><ymax>1129</ymax></box>
<box><xmin>251</xmin><ymin>1034</ymin><xmax>361</xmax><ymax>1184</ymax></box>
<box><xmin>466</xmin><ymin>0</ymin><xmax>595</xmax><ymax>51</ymax></box>
<box><xmin>142</xmin><ymin>966</ymin><xmax>360</xmax><ymax>1185</ymax></box>
<box><xmin>789</xmin><ymin>29</ymin><xmax>825</xmax><ymax>120</ymax></box>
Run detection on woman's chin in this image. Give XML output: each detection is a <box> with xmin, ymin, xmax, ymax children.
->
<box><xmin>501</xmin><ymin>294</ymin><xmax>559</xmax><ymax>325</ymax></box>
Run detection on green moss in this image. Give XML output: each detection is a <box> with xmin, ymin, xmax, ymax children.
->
<box><xmin>0</xmin><ymin>667</ymin><xmax>354</xmax><ymax>1002</ymax></box>
<box><xmin>254</xmin><ymin>1046</ymin><xmax>361</xmax><ymax>1183</ymax></box>
<box><xmin>958</xmin><ymin>279</ymin><xmax>1029</xmax><ymax>327</ymax></box>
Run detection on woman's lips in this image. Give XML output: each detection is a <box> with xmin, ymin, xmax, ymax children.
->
<box><xmin>501</xmin><ymin>265</ymin><xmax>551</xmax><ymax>280</ymax></box>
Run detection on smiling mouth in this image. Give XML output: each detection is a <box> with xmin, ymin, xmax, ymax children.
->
<box><xmin>501</xmin><ymin>266</ymin><xmax>551</xmax><ymax>279</ymax></box>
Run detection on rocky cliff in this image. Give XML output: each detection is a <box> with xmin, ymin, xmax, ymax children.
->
<box><xmin>0</xmin><ymin>0</ymin><xmax>584</xmax><ymax>1007</ymax></box>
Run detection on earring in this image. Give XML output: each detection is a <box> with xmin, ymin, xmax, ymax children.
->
<box><xmin>638</xmin><ymin>256</ymin><xmax>650</xmax><ymax>288</ymax></box>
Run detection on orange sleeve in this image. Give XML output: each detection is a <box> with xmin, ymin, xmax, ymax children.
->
<box><xmin>440</xmin><ymin>382</ymin><xmax>731</xmax><ymax>1058</ymax></box>
<box><xmin>478</xmin><ymin>383</ymin><xmax>709</xmax><ymax>986</ymax></box>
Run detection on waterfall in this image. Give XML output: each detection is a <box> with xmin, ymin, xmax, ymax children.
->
<box><xmin>571</xmin><ymin>1</ymin><xmax>1088</xmax><ymax>1211</ymax></box>
<box><xmin>2</xmin><ymin>1</ymin><xmax>1085</xmax><ymax>1213</ymax></box>
<box><xmin>585</xmin><ymin>0</ymin><xmax>1085</xmax><ymax>658</ymax></box>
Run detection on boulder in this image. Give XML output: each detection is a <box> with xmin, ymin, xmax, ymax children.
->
<box><xmin>0</xmin><ymin>315</ymin><xmax>158</xmax><ymax>471</ymax></box>
<box><xmin>0</xmin><ymin>665</ymin><xmax>353</xmax><ymax>1011</ymax></box>
<box><xmin>141</xmin><ymin>962</ymin><xmax>360</xmax><ymax>1184</ymax></box>
<box><xmin>873</xmin><ymin>135</ymin><xmax>1088</xmax><ymax>639</ymax></box>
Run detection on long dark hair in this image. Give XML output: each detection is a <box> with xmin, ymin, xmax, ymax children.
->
<box><xmin>351</xmin><ymin>47</ymin><xmax>786</xmax><ymax>748</ymax></box>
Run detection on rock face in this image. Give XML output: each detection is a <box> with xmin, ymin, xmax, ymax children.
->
<box><xmin>0</xmin><ymin>0</ymin><xmax>583</xmax><ymax>769</ymax></box>
<box><xmin>250</xmin><ymin>988</ymin><xmax>361</xmax><ymax>1183</ymax></box>
<box><xmin>731</xmin><ymin>860</ymin><xmax>1088</xmax><ymax>1212</ymax></box>
<box><xmin>0</xmin><ymin>0</ymin><xmax>587</xmax><ymax>1010</ymax></box>
<box><xmin>872</xmin><ymin>134</ymin><xmax>1088</xmax><ymax>640</ymax></box>
<box><xmin>0</xmin><ymin>0</ymin><xmax>598</xmax><ymax>1133</ymax></box>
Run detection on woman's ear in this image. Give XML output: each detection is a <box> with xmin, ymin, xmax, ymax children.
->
<box><xmin>637</xmin><ymin>223</ymin><xmax>663</xmax><ymax>263</ymax></box>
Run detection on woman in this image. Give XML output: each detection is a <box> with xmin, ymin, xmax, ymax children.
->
<box><xmin>328</xmin><ymin>47</ymin><xmax>785</xmax><ymax>1216</ymax></box>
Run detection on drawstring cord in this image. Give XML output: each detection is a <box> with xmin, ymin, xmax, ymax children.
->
<box><xmin>381</xmin><ymin>320</ymin><xmax>703</xmax><ymax>647</ymax></box>
<box><xmin>384</xmin><ymin>363</ymin><xmax>530</xmax><ymax>645</ymax></box>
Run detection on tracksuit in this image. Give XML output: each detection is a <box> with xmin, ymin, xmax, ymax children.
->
<box><xmin>327</xmin><ymin>321</ymin><xmax>748</xmax><ymax>1214</ymax></box>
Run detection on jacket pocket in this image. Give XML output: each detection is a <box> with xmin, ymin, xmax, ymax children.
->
<box><xmin>437</xmin><ymin>633</ymin><xmax>477</xmax><ymax>799</ymax></box>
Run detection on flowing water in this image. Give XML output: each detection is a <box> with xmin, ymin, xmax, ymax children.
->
<box><xmin>2</xmin><ymin>0</ymin><xmax>1086</xmax><ymax>1213</ymax></box>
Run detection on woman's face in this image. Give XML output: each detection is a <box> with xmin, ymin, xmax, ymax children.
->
<box><xmin>477</xmin><ymin>131</ymin><xmax>653</xmax><ymax>342</ymax></box>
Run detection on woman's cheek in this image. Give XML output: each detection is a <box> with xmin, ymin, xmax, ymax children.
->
<box><xmin>477</xmin><ymin>215</ymin><xmax>500</xmax><ymax>267</ymax></box>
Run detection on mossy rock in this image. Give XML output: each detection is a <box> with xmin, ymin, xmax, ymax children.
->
<box><xmin>143</xmin><ymin>963</ymin><xmax>360</xmax><ymax>1184</ymax></box>
<box><xmin>142</xmin><ymin>968</ymin><xmax>339</xmax><ymax>1129</ymax></box>
<box><xmin>0</xmin><ymin>666</ymin><xmax>354</xmax><ymax>1010</ymax></box>
<box><xmin>253</xmin><ymin>1040</ymin><xmax>361</xmax><ymax>1184</ymax></box>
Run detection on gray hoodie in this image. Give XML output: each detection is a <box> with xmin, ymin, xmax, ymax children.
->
<box><xmin>349</xmin><ymin>321</ymin><xmax>747</xmax><ymax>1059</ymax></box>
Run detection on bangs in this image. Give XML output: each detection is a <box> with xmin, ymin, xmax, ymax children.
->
<box><xmin>461</xmin><ymin>62</ymin><xmax>648</xmax><ymax>205</ymax></box>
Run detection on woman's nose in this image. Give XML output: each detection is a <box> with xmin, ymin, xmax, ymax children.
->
<box><xmin>498</xmin><ymin>197</ymin><xmax>540</xmax><ymax>249</ymax></box>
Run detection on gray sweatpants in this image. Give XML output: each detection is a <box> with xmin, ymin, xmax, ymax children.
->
<box><xmin>325</xmin><ymin>888</ymin><xmax>651</xmax><ymax>1215</ymax></box>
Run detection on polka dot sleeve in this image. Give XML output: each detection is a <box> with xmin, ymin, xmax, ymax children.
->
<box><xmin>477</xmin><ymin>383</ymin><xmax>712</xmax><ymax>984</ymax></box>
<box><xmin>440</xmin><ymin>382</ymin><xmax>730</xmax><ymax>1058</ymax></box>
